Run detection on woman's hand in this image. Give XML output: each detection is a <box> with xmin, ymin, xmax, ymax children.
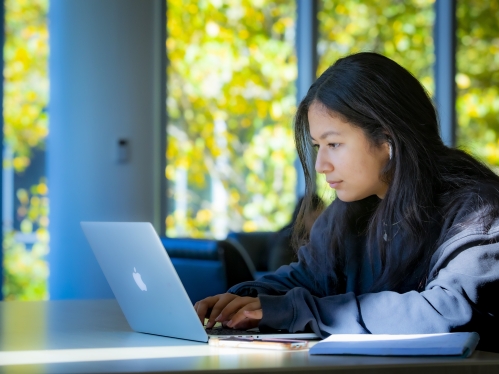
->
<box><xmin>194</xmin><ymin>293</ymin><xmax>262</xmax><ymax>329</ymax></box>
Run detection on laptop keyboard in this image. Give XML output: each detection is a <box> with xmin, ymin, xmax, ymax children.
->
<box><xmin>205</xmin><ymin>327</ymin><xmax>254</xmax><ymax>335</ymax></box>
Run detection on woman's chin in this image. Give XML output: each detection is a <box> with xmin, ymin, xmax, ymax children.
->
<box><xmin>335</xmin><ymin>191</ymin><xmax>354</xmax><ymax>202</ymax></box>
<box><xmin>335</xmin><ymin>190</ymin><xmax>369</xmax><ymax>203</ymax></box>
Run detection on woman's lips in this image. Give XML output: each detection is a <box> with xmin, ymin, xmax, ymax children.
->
<box><xmin>328</xmin><ymin>181</ymin><xmax>342</xmax><ymax>188</ymax></box>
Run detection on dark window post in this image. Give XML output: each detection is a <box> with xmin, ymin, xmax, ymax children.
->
<box><xmin>160</xmin><ymin>0</ymin><xmax>168</xmax><ymax>236</ymax></box>
<box><xmin>295</xmin><ymin>0</ymin><xmax>318</xmax><ymax>197</ymax></box>
<box><xmin>0</xmin><ymin>0</ymin><xmax>5</xmax><ymax>301</ymax></box>
<box><xmin>434</xmin><ymin>0</ymin><xmax>457</xmax><ymax>147</ymax></box>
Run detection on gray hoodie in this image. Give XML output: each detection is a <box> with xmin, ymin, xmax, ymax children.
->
<box><xmin>229</xmin><ymin>189</ymin><xmax>499</xmax><ymax>352</ymax></box>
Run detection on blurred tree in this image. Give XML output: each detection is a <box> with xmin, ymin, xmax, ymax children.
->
<box><xmin>3</xmin><ymin>0</ymin><xmax>48</xmax><ymax>171</ymax></box>
<box><xmin>166</xmin><ymin>0</ymin><xmax>297</xmax><ymax>238</ymax></box>
<box><xmin>318</xmin><ymin>0</ymin><xmax>434</xmax><ymax>91</ymax></box>
<box><xmin>456</xmin><ymin>1</ymin><xmax>499</xmax><ymax>168</ymax></box>
<box><xmin>2</xmin><ymin>0</ymin><xmax>49</xmax><ymax>300</ymax></box>
<box><xmin>2</xmin><ymin>180</ymin><xmax>49</xmax><ymax>300</ymax></box>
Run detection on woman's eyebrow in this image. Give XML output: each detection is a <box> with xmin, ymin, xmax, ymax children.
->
<box><xmin>311</xmin><ymin>130</ymin><xmax>341</xmax><ymax>141</ymax></box>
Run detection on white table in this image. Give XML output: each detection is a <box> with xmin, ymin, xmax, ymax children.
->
<box><xmin>1</xmin><ymin>300</ymin><xmax>499</xmax><ymax>373</ymax></box>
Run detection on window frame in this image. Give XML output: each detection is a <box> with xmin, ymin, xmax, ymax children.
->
<box><xmin>0</xmin><ymin>0</ymin><xmax>5</xmax><ymax>301</ymax></box>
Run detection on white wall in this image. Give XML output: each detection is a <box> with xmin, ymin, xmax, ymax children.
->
<box><xmin>48</xmin><ymin>0</ymin><xmax>163</xmax><ymax>299</ymax></box>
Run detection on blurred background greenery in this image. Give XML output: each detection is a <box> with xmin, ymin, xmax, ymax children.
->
<box><xmin>2</xmin><ymin>0</ymin><xmax>49</xmax><ymax>300</ymax></box>
<box><xmin>166</xmin><ymin>0</ymin><xmax>297</xmax><ymax>238</ymax></box>
<box><xmin>3</xmin><ymin>0</ymin><xmax>499</xmax><ymax>299</ymax></box>
<box><xmin>456</xmin><ymin>1</ymin><xmax>499</xmax><ymax>167</ymax></box>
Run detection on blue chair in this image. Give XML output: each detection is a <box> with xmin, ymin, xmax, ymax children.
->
<box><xmin>161</xmin><ymin>237</ymin><xmax>256</xmax><ymax>303</ymax></box>
<box><xmin>227</xmin><ymin>231</ymin><xmax>276</xmax><ymax>278</ymax></box>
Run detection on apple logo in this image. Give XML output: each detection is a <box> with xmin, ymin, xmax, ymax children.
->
<box><xmin>133</xmin><ymin>267</ymin><xmax>147</xmax><ymax>291</ymax></box>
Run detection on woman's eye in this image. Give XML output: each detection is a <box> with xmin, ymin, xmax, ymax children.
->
<box><xmin>312</xmin><ymin>143</ymin><xmax>340</xmax><ymax>150</ymax></box>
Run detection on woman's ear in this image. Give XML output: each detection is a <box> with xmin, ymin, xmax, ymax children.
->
<box><xmin>382</xmin><ymin>133</ymin><xmax>393</xmax><ymax>161</ymax></box>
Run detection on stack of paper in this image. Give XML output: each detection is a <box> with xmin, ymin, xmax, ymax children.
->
<box><xmin>309</xmin><ymin>332</ymin><xmax>479</xmax><ymax>357</ymax></box>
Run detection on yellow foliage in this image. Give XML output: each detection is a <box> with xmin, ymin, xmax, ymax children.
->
<box><xmin>12</xmin><ymin>156</ymin><xmax>30</xmax><ymax>171</ymax></box>
<box><xmin>196</xmin><ymin>209</ymin><xmax>213</xmax><ymax>223</ymax></box>
<box><xmin>3</xmin><ymin>0</ymin><xmax>50</xmax><ymax>302</ymax></box>
<box><xmin>2</xmin><ymin>231</ymin><xmax>49</xmax><ymax>301</ymax></box>
<box><xmin>318</xmin><ymin>0</ymin><xmax>434</xmax><ymax>95</ymax></box>
<box><xmin>456</xmin><ymin>73</ymin><xmax>471</xmax><ymax>89</ymax></box>
<box><xmin>16</xmin><ymin>188</ymin><xmax>29</xmax><ymax>205</ymax></box>
<box><xmin>30</xmin><ymin>196</ymin><xmax>40</xmax><ymax>207</ymax></box>
<box><xmin>456</xmin><ymin>2</ymin><xmax>499</xmax><ymax>166</ymax></box>
<box><xmin>242</xmin><ymin>221</ymin><xmax>258</xmax><ymax>232</ymax></box>
<box><xmin>166</xmin><ymin>0</ymin><xmax>297</xmax><ymax>237</ymax></box>
<box><xmin>166</xmin><ymin>215</ymin><xmax>175</xmax><ymax>228</ymax></box>
<box><xmin>165</xmin><ymin>165</ymin><xmax>175</xmax><ymax>180</ymax></box>
<box><xmin>4</xmin><ymin>0</ymin><xmax>49</xmax><ymax>169</ymax></box>
<box><xmin>36</xmin><ymin>182</ymin><xmax>48</xmax><ymax>195</ymax></box>
<box><xmin>20</xmin><ymin>219</ymin><xmax>33</xmax><ymax>233</ymax></box>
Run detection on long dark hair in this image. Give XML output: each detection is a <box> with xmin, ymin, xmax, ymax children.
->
<box><xmin>294</xmin><ymin>52</ymin><xmax>499</xmax><ymax>293</ymax></box>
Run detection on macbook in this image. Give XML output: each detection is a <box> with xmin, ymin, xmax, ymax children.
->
<box><xmin>81</xmin><ymin>222</ymin><xmax>319</xmax><ymax>343</ymax></box>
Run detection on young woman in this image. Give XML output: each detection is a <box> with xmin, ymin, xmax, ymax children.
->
<box><xmin>195</xmin><ymin>52</ymin><xmax>499</xmax><ymax>352</ymax></box>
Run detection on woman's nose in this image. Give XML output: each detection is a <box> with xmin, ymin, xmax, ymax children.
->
<box><xmin>315</xmin><ymin>148</ymin><xmax>333</xmax><ymax>174</ymax></box>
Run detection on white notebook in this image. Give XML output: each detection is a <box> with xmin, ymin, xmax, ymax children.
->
<box><xmin>309</xmin><ymin>332</ymin><xmax>480</xmax><ymax>357</ymax></box>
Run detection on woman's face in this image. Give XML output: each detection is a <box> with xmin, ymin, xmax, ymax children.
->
<box><xmin>308</xmin><ymin>103</ymin><xmax>390</xmax><ymax>202</ymax></box>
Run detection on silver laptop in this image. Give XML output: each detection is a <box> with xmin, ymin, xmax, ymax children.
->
<box><xmin>81</xmin><ymin>222</ymin><xmax>318</xmax><ymax>343</ymax></box>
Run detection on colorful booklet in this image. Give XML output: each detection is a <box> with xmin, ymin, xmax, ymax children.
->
<box><xmin>309</xmin><ymin>332</ymin><xmax>480</xmax><ymax>357</ymax></box>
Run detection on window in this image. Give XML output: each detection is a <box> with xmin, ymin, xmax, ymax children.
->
<box><xmin>456</xmin><ymin>1</ymin><xmax>499</xmax><ymax>168</ymax></box>
<box><xmin>166</xmin><ymin>0</ymin><xmax>297</xmax><ymax>238</ymax></box>
<box><xmin>2</xmin><ymin>0</ymin><xmax>49</xmax><ymax>300</ymax></box>
<box><xmin>317</xmin><ymin>0</ymin><xmax>435</xmax><ymax>93</ymax></box>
